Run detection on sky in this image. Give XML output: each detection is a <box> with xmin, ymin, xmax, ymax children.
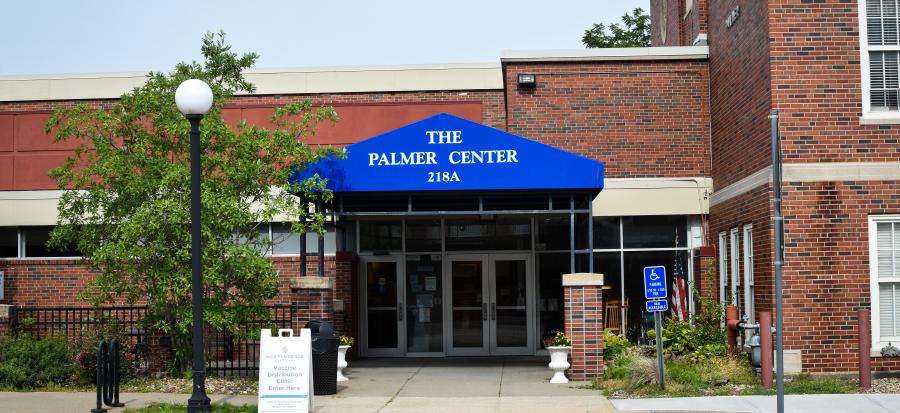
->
<box><xmin>0</xmin><ymin>0</ymin><xmax>649</xmax><ymax>76</ymax></box>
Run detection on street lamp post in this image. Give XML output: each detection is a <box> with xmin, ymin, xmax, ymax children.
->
<box><xmin>175</xmin><ymin>79</ymin><xmax>214</xmax><ymax>413</ymax></box>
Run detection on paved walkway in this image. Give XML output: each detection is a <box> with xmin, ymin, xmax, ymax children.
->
<box><xmin>0</xmin><ymin>357</ymin><xmax>618</xmax><ymax>413</ymax></box>
<box><xmin>1</xmin><ymin>359</ymin><xmax>897</xmax><ymax>412</ymax></box>
<box><xmin>611</xmin><ymin>393</ymin><xmax>900</xmax><ymax>413</ymax></box>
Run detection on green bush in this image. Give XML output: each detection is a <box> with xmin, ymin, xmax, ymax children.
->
<box><xmin>603</xmin><ymin>330</ymin><xmax>631</xmax><ymax>360</ymax></box>
<box><xmin>0</xmin><ymin>335</ymin><xmax>76</xmax><ymax>389</ymax></box>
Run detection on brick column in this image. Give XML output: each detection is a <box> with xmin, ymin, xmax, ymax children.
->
<box><xmin>290</xmin><ymin>276</ymin><xmax>335</xmax><ymax>331</ymax></box>
<box><xmin>562</xmin><ymin>272</ymin><xmax>605</xmax><ymax>381</ymax></box>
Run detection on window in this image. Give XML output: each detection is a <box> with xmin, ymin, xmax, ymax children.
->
<box><xmin>0</xmin><ymin>228</ymin><xmax>18</xmax><ymax>258</ymax></box>
<box><xmin>718</xmin><ymin>231</ymin><xmax>727</xmax><ymax>306</ymax></box>
<box><xmin>860</xmin><ymin>0</ymin><xmax>900</xmax><ymax>121</ymax></box>
<box><xmin>743</xmin><ymin>225</ymin><xmax>755</xmax><ymax>327</ymax></box>
<box><xmin>870</xmin><ymin>215</ymin><xmax>900</xmax><ymax>347</ymax></box>
<box><xmin>730</xmin><ymin>227</ymin><xmax>740</xmax><ymax>308</ymax></box>
<box><xmin>22</xmin><ymin>227</ymin><xmax>79</xmax><ymax>258</ymax></box>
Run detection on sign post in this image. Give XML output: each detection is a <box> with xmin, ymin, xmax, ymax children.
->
<box><xmin>644</xmin><ymin>265</ymin><xmax>668</xmax><ymax>390</ymax></box>
<box><xmin>258</xmin><ymin>329</ymin><xmax>314</xmax><ymax>413</ymax></box>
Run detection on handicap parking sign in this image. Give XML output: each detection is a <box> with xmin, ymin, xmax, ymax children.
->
<box><xmin>643</xmin><ymin>266</ymin><xmax>667</xmax><ymax>299</ymax></box>
<box><xmin>646</xmin><ymin>299</ymin><xmax>668</xmax><ymax>312</ymax></box>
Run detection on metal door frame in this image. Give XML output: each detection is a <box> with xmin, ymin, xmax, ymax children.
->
<box><xmin>489</xmin><ymin>252</ymin><xmax>534</xmax><ymax>356</ymax></box>
<box><xmin>358</xmin><ymin>255</ymin><xmax>405</xmax><ymax>357</ymax></box>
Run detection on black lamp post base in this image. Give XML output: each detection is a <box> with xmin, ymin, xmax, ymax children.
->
<box><xmin>187</xmin><ymin>396</ymin><xmax>211</xmax><ymax>413</ymax></box>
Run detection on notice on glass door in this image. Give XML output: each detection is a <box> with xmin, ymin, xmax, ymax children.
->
<box><xmin>425</xmin><ymin>276</ymin><xmax>437</xmax><ymax>291</ymax></box>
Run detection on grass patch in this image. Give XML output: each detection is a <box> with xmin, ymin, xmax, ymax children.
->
<box><xmin>594</xmin><ymin>348</ymin><xmax>857</xmax><ymax>398</ymax></box>
<box><xmin>123</xmin><ymin>402</ymin><xmax>257</xmax><ymax>413</ymax></box>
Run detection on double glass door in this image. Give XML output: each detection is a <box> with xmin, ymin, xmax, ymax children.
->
<box><xmin>447</xmin><ymin>254</ymin><xmax>533</xmax><ymax>356</ymax></box>
<box><xmin>360</xmin><ymin>253</ymin><xmax>533</xmax><ymax>357</ymax></box>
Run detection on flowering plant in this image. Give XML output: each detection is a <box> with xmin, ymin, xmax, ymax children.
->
<box><xmin>339</xmin><ymin>335</ymin><xmax>355</xmax><ymax>346</ymax></box>
<box><xmin>542</xmin><ymin>330</ymin><xmax>572</xmax><ymax>347</ymax></box>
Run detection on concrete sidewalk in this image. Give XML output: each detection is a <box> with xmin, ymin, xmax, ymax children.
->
<box><xmin>0</xmin><ymin>358</ymin><xmax>618</xmax><ymax>412</ymax></box>
<box><xmin>610</xmin><ymin>393</ymin><xmax>900</xmax><ymax>413</ymax></box>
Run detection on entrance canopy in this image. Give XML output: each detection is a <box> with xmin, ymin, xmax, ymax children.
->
<box><xmin>293</xmin><ymin>113</ymin><xmax>604</xmax><ymax>193</ymax></box>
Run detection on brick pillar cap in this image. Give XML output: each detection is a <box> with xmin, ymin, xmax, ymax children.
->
<box><xmin>562</xmin><ymin>273</ymin><xmax>604</xmax><ymax>286</ymax></box>
<box><xmin>291</xmin><ymin>276</ymin><xmax>335</xmax><ymax>290</ymax></box>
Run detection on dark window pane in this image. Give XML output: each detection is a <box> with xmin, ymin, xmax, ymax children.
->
<box><xmin>482</xmin><ymin>193</ymin><xmax>547</xmax><ymax>211</ymax></box>
<box><xmin>405</xmin><ymin>220</ymin><xmax>441</xmax><ymax>252</ymax></box>
<box><xmin>575</xmin><ymin>213</ymin><xmax>590</xmax><ymax>250</ymax></box>
<box><xmin>341</xmin><ymin>195</ymin><xmax>407</xmax><ymax>213</ymax></box>
<box><xmin>622</xmin><ymin>216</ymin><xmax>687</xmax><ymax>249</ymax></box>
<box><xmin>359</xmin><ymin>221</ymin><xmax>402</xmax><ymax>252</ymax></box>
<box><xmin>594</xmin><ymin>251</ymin><xmax>623</xmax><ymax>308</ymax></box>
<box><xmin>0</xmin><ymin>228</ymin><xmax>17</xmax><ymax>258</ymax></box>
<box><xmin>23</xmin><ymin>227</ymin><xmax>78</xmax><ymax>257</ymax></box>
<box><xmin>535</xmin><ymin>215</ymin><xmax>569</xmax><ymax>251</ymax></box>
<box><xmin>411</xmin><ymin>194</ymin><xmax>478</xmax><ymax>212</ymax></box>
<box><xmin>537</xmin><ymin>252</ymin><xmax>568</xmax><ymax>348</ymax></box>
<box><xmin>593</xmin><ymin>217</ymin><xmax>620</xmax><ymax>249</ymax></box>
<box><xmin>551</xmin><ymin>195</ymin><xmax>570</xmax><ymax>210</ymax></box>
<box><xmin>445</xmin><ymin>216</ymin><xmax>530</xmax><ymax>251</ymax></box>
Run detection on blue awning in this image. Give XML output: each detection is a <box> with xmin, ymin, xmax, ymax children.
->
<box><xmin>292</xmin><ymin>113</ymin><xmax>604</xmax><ymax>193</ymax></box>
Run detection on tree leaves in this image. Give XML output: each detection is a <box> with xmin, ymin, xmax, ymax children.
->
<box><xmin>583</xmin><ymin>8</ymin><xmax>651</xmax><ymax>49</ymax></box>
<box><xmin>46</xmin><ymin>31</ymin><xmax>338</xmax><ymax>369</ymax></box>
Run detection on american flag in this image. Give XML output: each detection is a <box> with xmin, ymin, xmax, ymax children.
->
<box><xmin>671</xmin><ymin>230</ymin><xmax>688</xmax><ymax>321</ymax></box>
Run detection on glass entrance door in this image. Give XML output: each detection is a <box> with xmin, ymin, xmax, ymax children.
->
<box><xmin>446</xmin><ymin>254</ymin><xmax>533</xmax><ymax>356</ymax></box>
<box><xmin>361</xmin><ymin>257</ymin><xmax>404</xmax><ymax>357</ymax></box>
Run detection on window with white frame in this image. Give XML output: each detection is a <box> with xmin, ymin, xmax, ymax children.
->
<box><xmin>730</xmin><ymin>227</ymin><xmax>740</xmax><ymax>309</ymax></box>
<box><xmin>718</xmin><ymin>231</ymin><xmax>727</xmax><ymax>305</ymax></box>
<box><xmin>870</xmin><ymin>215</ymin><xmax>900</xmax><ymax>347</ymax></box>
<box><xmin>860</xmin><ymin>0</ymin><xmax>900</xmax><ymax>119</ymax></box>
<box><xmin>743</xmin><ymin>224</ymin><xmax>755</xmax><ymax>325</ymax></box>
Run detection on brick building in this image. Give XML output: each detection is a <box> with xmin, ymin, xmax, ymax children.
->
<box><xmin>0</xmin><ymin>0</ymin><xmax>897</xmax><ymax>377</ymax></box>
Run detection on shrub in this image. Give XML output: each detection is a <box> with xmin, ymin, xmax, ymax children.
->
<box><xmin>603</xmin><ymin>349</ymin><xmax>658</xmax><ymax>391</ymax></box>
<box><xmin>0</xmin><ymin>335</ymin><xmax>75</xmax><ymax>389</ymax></box>
<box><xmin>603</xmin><ymin>330</ymin><xmax>631</xmax><ymax>360</ymax></box>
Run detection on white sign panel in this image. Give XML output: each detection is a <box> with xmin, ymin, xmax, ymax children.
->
<box><xmin>258</xmin><ymin>328</ymin><xmax>314</xmax><ymax>413</ymax></box>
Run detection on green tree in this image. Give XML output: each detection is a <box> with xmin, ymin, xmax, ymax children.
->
<box><xmin>45</xmin><ymin>31</ymin><xmax>338</xmax><ymax>370</ymax></box>
<box><xmin>583</xmin><ymin>8</ymin><xmax>651</xmax><ymax>48</ymax></box>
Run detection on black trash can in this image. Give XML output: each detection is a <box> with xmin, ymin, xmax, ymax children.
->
<box><xmin>305</xmin><ymin>319</ymin><xmax>339</xmax><ymax>395</ymax></box>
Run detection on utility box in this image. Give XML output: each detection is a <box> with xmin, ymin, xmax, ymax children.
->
<box><xmin>0</xmin><ymin>271</ymin><xmax>4</xmax><ymax>300</ymax></box>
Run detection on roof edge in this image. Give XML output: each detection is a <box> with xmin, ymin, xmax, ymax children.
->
<box><xmin>500</xmin><ymin>46</ymin><xmax>709</xmax><ymax>63</ymax></box>
<box><xmin>0</xmin><ymin>63</ymin><xmax>503</xmax><ymax>102</ymax></box>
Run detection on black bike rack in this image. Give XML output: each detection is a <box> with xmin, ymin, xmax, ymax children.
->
<box><xmin>91</xmin><ymin>338</ymin><xmax>124</xmax><ymax>413</ymax></box>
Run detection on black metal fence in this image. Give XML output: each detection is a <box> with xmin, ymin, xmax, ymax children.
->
<box><xmin>10</xmin><ymin>304</ymin><xmax>294</xmax><ymax>376</ymax></box>
<box><xmin>206</xmin><ymin>304</ymin><xmax>294</xmax><ymax>377</ymax></box>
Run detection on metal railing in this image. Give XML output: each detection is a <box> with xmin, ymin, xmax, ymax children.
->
<box><xmin>11</xmin><ymin>304</ymin><xmax>294</xmax><ymax>377</ymax></box>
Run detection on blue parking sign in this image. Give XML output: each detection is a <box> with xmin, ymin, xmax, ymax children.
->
<box><xmin>646</xmin><ymin>299</ymin><xmax>668</xmax><ymax>312</ymax></box>
<box><xmin>643</xmin><ymin>266</ymin><xmax>667</xmax><ymax>299</ymax></box>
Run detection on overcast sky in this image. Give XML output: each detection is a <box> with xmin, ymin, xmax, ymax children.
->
<box><xmin>1</xmin><ymin>0</ymin><xmax>649</xmax><ymax>75</ymax></box>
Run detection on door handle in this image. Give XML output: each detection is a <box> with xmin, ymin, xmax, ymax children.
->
<box><xmin>491</xmin><ymin>302</ymin><xmax>496</xmax><ymax>320</ymax></box>
<box><xmin>398</xmin><ymin>303</ymin><xmax>403</xmax><ymax>321</ymax></box>
<box><xmin>482</xmin><ymin>303</ymin><xmax>487</xmax><ymax>321</ymax></box>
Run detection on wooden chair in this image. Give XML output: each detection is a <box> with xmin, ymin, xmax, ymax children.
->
<box><xmin>604</xmin><ymin>300</ymin><xmax>628</xmax><ymax>336</ymax></box>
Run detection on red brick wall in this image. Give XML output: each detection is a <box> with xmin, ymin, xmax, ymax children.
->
<box><xmin>651</xmin><ymin>0</ymin><xmax>707</xmax><ymax>46</ymax></box>
<box><xmin>769</xmin><ymin>1</ymin><xmax>900</xmax><ymax>164</ymax></box>
<box><xmin>708</xmin><ymin>0</ymin><xmax>772</xmax><ymax>189</ymax></box>
<box><xmin>0</xmin><ymin>90</ymin><xmax>506</xmax><ymax>190</ymax></box>
<box><xmin>779</xmin><ymin>180</ymin><xmax>900</xmax><ymax>373</ymax></box>
<box><xmin>650</xmin><ymin>0</ymin><xmax>684</xmax><ymax>46</ymax></box>
<box><xmin>504</xmin><ymin>60</ymin><xmax>711</xmax><ymax>178</ymax></box>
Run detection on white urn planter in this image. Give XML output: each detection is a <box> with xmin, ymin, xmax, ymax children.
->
<box><xmin>547</xmin><ymin>346</ymin><xmax>571</xmax><ymax>384</ymax></box>
<box><xmin>337</xmin><ymin>345</ymin><xmax>351</xmax><ymax>382</ymax></box>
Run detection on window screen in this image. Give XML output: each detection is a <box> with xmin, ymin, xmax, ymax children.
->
<box><xmin>876</xmin><ymin>221</ymin><xmax>900</xmax><ymax>339</ymax></box>
<box><xmin>867</xmin><ymin>1</ymin><xmax>900</xmax><ymax>110</ymax></box>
